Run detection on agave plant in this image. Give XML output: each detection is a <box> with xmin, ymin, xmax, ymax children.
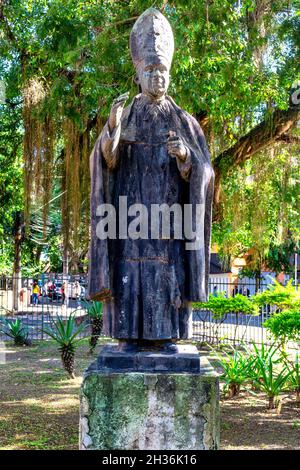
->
<box><xmin>286</xmin><ymin>353</ymin><xmax>300</xmax><ymax>403</ymax></box>
<box><xmin>82</xmin><ymin>300</ymin><xmax>103</xmax><ymax>354</ymax></box>
<box><xmin>249</xmin><ymin>342</ymin><xmax>292</xmax><ymax>410</ymax></box>
<box><xmin>248</xmin><ymin>341</ymin><xmax>283</xmax><ymax>389</ymax></box>
<box><xmin>42</xmin><ymin>313</ymin><xmax>87</xmax><ymax>378</ymax></box>
<box><xmin>211</xmin><ymin>345</ymin><xmax>254</xmax><ymax>397</ymax></box>
<box><xmin>0</xmin><ymin>317</ymin><xmax>31</xmax><ymax>346</ymax></box>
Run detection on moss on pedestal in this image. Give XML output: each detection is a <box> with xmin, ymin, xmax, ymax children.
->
<box><xmin>80</xmin><ymin>366</ymin><xmax>219</xmax><ymax>450</ymax></box>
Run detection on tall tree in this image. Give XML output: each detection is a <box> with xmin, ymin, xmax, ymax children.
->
<box><xmin>0</xmin><ymin>0</ymin><xmax>299</xmax><ymax>273</ymax></box>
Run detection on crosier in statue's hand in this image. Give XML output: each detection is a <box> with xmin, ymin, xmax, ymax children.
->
<box><xmin>108</xmin><ymin>92</ymin><xmax>130</xmax><ymax>133</ymax></box>
<box><xmin>167</xmin><ymin>131</ymin><xmax>187</xmax><ymax>162</ymax></box>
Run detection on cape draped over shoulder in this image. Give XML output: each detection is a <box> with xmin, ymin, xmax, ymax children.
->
<box><xmin>88</xmin><ymin>95</ymin><xmax>214</xmax><ymax>304</ymax></box>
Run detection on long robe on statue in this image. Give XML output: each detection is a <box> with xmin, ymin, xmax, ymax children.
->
<box><xmin>88</xmin><ymin>93</ymin><xmax>214</xmax><ymax>340</ymax></box>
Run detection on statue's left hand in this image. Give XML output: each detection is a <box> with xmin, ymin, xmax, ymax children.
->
<box><xmin>167</xmin><ymin>132</ymin><xmax>187</xmax><ymax>161</ymax></box>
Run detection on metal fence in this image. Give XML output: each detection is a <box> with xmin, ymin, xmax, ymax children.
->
<box><xmin>195</xmin><ymin>278</ymin><xmax>299</xmax><ymax>347</ymax></box>
<box><xmin>192</xmin><ymin>310</ymin><xmax>271</xmax><ymax>346</ymax></box>
<box><xmin>0</xmin><ymin>274</ymin><xmax>296</xmax><ymax>346</ymax></box>
<box><xmin>0</xmin><ymin>274</ymin><xmax>91</xmax><ymax>341</ymax></box>
<box><xmin>193</xmin><ymin>278</ymin><xmax>276</xmax><ymax>346</ymax></box>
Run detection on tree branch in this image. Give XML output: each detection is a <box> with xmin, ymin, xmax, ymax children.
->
<box><xmin>213</xmin><ymin>103</ymin><xmax>300</xmax><ymax>209</ymax></box>
<box><xmin>93</xmin><ymin>15</ymin><xmax>139</xmax><ymax>35</ymax></box>
<box><xmin>214</xmin><ymin>105</ymin><xmax>300</xmax><ymax>171</ymax></box>
<box><xmin>277</xmin><ymin>133</ymin><xmax>300</xmax><ymax>145</ymax></box>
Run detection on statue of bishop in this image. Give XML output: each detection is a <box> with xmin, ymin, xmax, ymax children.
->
<box><xmin>88</xmin><ymin>8</ymin><xmax>214</xmax><ymax>352</ymax></box>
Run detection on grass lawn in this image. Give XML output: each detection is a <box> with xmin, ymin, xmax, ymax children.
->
<box><xmin>0</xmin><ymin>340</ymin><xmax>299</xmax><ymax>450</ymax></box>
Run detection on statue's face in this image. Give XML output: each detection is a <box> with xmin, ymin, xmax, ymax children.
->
<box><xmin>138</xmin><ymin>62</ymin><xmax>170</xmax><ymax>99</ymax></box>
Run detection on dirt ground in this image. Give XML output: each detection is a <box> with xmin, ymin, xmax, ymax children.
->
<box><xmin>221</xmin><ymin>393</ymin><xmax>300</xmax><ymax>450</ymax></box>
<box><xmin>0</xmin><ymin>340</ymin><xmax>299</xmax><ymax>450</ymax></box>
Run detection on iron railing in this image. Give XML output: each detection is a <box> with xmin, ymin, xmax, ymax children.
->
<box><xmin>0</xmin><ymin>274</ymin><xmax>297</xmax><ymax>346</ymax></box>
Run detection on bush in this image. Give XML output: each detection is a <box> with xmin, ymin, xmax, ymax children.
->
<box><xmin>286</xmin><ymin>353</ymin><xmax>300</xmax><ymax>403</ymax></box>
<box><xmin>212</xmin><ymin>341</ymin><xmax>295</xmax><ymax>410</ymax></box>
<box><xmin>253</xmin><ymin>279</ymin><xmax>300</xmax><ymax>310</ymax></box>
<box><xmin>263</xmin><ymin>310</ymin><xmax>300</xmax><ymax>344</ymax></box>
<box><xmin>249</xmin><ymin>342</ymin><xmax>292</xmax><ymax>410</ymax></box>
<box><xmin>193</xmin><ymin>293</ymin><xmax>259</xmax><ymax>320</ymax></box>
<box><xmin>82</xmin><ymin>300</ymin><xmax>103</xmax><ymax>353</ymax></box>
<box><xmin>42</xmin><ymin>313</ymin><xmax>87</xmax><ymax>378</ymax></box>
<box><xmin>0</xmin><ymin>317</ymin><xmax>32</xmax><ymax>346</ymax></box>
<box><xmin>212</xmin><ymin>345</ymin><xmax>254</xmax><ymax>397</ymax></box>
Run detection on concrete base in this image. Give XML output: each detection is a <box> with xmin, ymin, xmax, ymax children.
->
<box><xmin>79</xmin><ymin>345</ymin><xmax>220</xmax><ymax>450</ymax></box>
<box><xmin>86</xmin><ymin>343</ymin><xmax>210</xmax><ymax>373</ymax></box>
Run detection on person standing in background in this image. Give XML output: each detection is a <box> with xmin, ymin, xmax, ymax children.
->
<box><xmin>32</xmin><ymin>281</ymin><xmax>40</xmax><ymax>305</ymax></box>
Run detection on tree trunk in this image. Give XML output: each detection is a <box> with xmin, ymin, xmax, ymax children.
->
<box><xmin>62</xmin><ymin>247</ymin><xmax>69</xmax><ymax>308</ymax></box>
<box><xmin>255</xmin><ymin>270</ymin><xmax>261</xmax><ymax>293</ymax></box>
<box><xmin>12</xmin><ymin>211</ymin><xmax>23</xmax><ymax>313</ymax></box>
<box><xmin>228</xmin><ymin>383</ymin><xmax>240</xmax><ymax>398</ymax></box>
<box><xmin>268</xmin><ymin>395</ymin><xmax>275</xmax><ymax>409</ymax></box>
<box><xmin>213</xmin><ymin>166</ymin><xmax>222</xmax><ymax>215</ymax></box>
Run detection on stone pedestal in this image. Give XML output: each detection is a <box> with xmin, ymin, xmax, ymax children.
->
<box><xmin>79</xmin><ymin>344</ymin><xmax>220</xmax><ymax>450</ymax></box>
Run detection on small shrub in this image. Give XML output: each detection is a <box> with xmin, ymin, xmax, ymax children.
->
<box><xmin>82</xmin><ymin>300</ymin><xmax>103</xmax><ymax>353</ymax></box>
<box><xmin>212</xmin><ymin>345</ymin><xmax>254</xmax><ymax>397</ymax></box>
<box><xmin>193</xmin><ymin>293</ymin><xmax>259</xmax><ymax>320</ymax></box>
<box><xmin>42</xmin><ymin>313</ymin><xmax>87</xmax><ymax>378</ymax></box>
<box><xmin>0</xmin><ymin>317</ymin><xmax>32</xmax><ymax>346</ymax></box>
<box><xmin>253</xmin><ymin>279</ymin><xmax>300</xmax><ymax>310</ymax></box>
<box><xmin>263</xmin><ymin>310</ymin><xmax>300</xmax><ymax>344</ymax></box>
<box><xmin>286</xmin><ymin>353</ymin><xmax>300</xmax><ymax>403</ymax></box>
<box><xmin>249</xmin><ymin>342</ymin><xmax>292</xmax><ymax>410</ymax></box>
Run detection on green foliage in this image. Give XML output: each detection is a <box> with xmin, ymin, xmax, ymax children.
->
<box><xmin>253</xmin><ymin>279</ymin><xmax>299</xmax><ymax>309</ymax></box>
<box><xmin>286</xmin><ymin>353</ymin><xmax>300</xmax><ymax>401</ymax></box>
<box><xmin>249</xmin><ymin>279</ymin><xmax>300</xmax><ymax>345</ymax></box>
<box><xmin>42</xmin><ymin>312</ymin><xmax>87</xmax><ymax>377</ymax></box>
<box><xmin>248</xmin><ymin>342</ymin><xmax>292</xmax><ymax>409</ymax></box>
<box><xmin>263</xmin><ymin>310</ymin><xmax>300</xmax><ymax>343</ymax></box>
<box><xmin>42</xmin><ymin>312</ymin><xmax>86</xmax><ymax>348</ymax></box>
<box><xmin>82</xmin><ymin>300</ymin><xmax>103</xmax><ymax>319</ymax></box>
<box><xmin>0</xmin><ymin>103</ymin><xmax>24</xmax><ymax>275</ymax></box>
<box><xmin>212</xmin><ymin>345</ymin><xmax>254</xmax><ymax>397</ymax></box>
<box><xmin>214</xmin><ymin>147</ymin><xmax>300</xmax><ymax>274</ymax></box>
<box><xmin>193</xmin><ymin>293</ymin><xmax>259</xmax><ymax>320</ymax></box>
<box><xmin>0</xmin><ymin>0</ymin><xmax>300</xmax><ymax>273</ymax></box>
<box><xmin>213</xmin><ymin>341</ymin><xmax>297</xmax><ymax>407</ymax></box>
<box><xmin>82</xmin><ymin>300</ymin><xmax>103</xmax><ymax>353</ymax></box>
<box><xmin>0</xmin><ymin>317</ymin><xmax>31</xmax><ymax>346</ymax></box>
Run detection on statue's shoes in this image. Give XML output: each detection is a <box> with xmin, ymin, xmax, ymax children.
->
<box><xmin>117</xmin><ymin>340</ymin><xmax>179</xmax><ymax>354</ymax></box>
<box><xmin>117</xmin><ymin>341</ymin><xmax>139</xmax><ymax>353</ymax></box>
<box><xmin>160</xmin><ymin>341</ymin><xmax>179</xmax><ymax>354</ymax></box>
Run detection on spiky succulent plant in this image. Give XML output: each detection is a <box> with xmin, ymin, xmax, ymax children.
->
<box><xmin>42</xmin><ymin>313</ymin><xmax>87</xmax><ymax>378</ymax></box>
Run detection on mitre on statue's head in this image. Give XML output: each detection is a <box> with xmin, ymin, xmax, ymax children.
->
<box><xmin>130</xmin><ymin>8</ymin><xmax>174</xmax><ymax>71</ymax></box>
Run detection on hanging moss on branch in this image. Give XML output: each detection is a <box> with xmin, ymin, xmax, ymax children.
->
<box><xmin>22</xmin><ymin>75</ymin><xmax>92</xmax><ymax>263</ymax></box>
<box><xmin>61</xmin><ymin>117</ymin><xmax>91</xmax><ymax>256</ymax></box>
<box><xmin>23</xmin><ymin>77</ymin><xmax>56</xmax><ymax>233</ymax></box>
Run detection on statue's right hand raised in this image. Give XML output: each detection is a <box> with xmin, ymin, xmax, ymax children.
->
<box><xmin>108</xmin><ymin>92</ymin><xmax>130</xmax><ymax>133</ymax></box>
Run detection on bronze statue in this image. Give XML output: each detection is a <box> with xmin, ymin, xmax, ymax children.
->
<box><xmin>88</xmin><ymin>8</ymin><xmax>214</xmax><ymax>352</ymax></box>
